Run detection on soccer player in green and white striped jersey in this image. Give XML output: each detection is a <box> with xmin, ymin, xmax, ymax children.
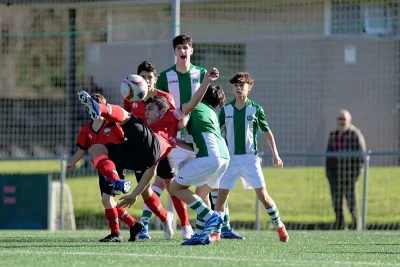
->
<box><xmin>169</xmin><ymin>84</ymin><xmax>230</xmax><ymax>246</ymax></box>
<box><xmin>215</xmin><ymin>72</ymin><xmax>289</xmax><ymax>242</ymax></box>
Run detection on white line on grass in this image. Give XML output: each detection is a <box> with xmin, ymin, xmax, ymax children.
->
<box><xmin>0</xmin><ymin>250</ymin><xmax>399</xmax><ymax>266</ymax></box>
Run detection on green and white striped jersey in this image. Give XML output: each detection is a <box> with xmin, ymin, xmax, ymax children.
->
<box><xmin>156</xmin><ymin>64</ymin><xmax>207</xmax><ymax>108</ymax></box>
<box><xmin>219</xmin><ymin>99</ymin><xmax>270</xmax><ymax>155</ymax></box>
<box><xmin>186</xmin><ymin>102</ymin><xmax>229</xmax><ymax>159</ymax></box>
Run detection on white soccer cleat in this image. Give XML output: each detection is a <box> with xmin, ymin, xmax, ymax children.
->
<box><xmin>181</xmin><ymin>225</ymin><xmax>194</xmax><ymax>240</ymax></box>
<box><xmin>162</xmin><ymin>211</ymin><xmax>174</xmax><ymax>240</ymax></box>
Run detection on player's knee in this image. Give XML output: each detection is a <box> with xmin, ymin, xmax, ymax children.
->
<box><xmin>89</xmin><ymin>144</ymin><xmax>108</xmax><ymax>159</ymax></box>
<box><xmin>101</xmin><ymin>193</ymin><xmax>115</xmax><ymax>208</ymax></box>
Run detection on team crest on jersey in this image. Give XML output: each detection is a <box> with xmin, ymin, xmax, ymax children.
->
<box><xmin>104</xmin><ymin>128</ymin><xmax>111</xmax><ymax>136</ymax></box>
<box><xmin>132</xmin><ymin>102</ymin><xmax>138</xmax><ymax>109</ymax></box>
<box><xmin>247</xmin><ymin>115</ymin><xmax>255</xmax><ymax>121</ymax></box>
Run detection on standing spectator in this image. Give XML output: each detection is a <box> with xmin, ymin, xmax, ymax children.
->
<box><xmin>325</xmin><ymin>109</ymin><xmax>366</xmax><ymax>230</ymax></box>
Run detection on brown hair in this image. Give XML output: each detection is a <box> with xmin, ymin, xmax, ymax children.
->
<box><xmin>144</xmin><ymin>96</ymin><xmax>170</xmax><ymax>111</ymax></box>
<box><xmin>229</xmin><ymin>72</ymin><xmax>254</xmax><ymax>86</ymax></box>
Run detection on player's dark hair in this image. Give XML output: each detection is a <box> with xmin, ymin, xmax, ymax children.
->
<box><xmin>91</xmin><ymin>93</ymin><xmax>106</xmax><ymax>104</ymax></box>
<box><xmin>145</xmin><ymin>96</ymin><xmax>170</xmax><ymax>111</ymax></box>
<box><xmin>229</xmin><ymin>72</ymin><xmax>254</xmax><ymax>86</ymax></box>
<box><xmin>137</xmin><ymin>61</ymin><xmax>157</xmax><ymax>75</ymax></box>
<box><xmin>173</xmin><ymin>34</ymin><xmax>193</xmax><ymax>49</ymax></box>
<box><xmin>202</xmin><ymin>85</ymin><xmax>226</xmax><ymax>109</ymax></box>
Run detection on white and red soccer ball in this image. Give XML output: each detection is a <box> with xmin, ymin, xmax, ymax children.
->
<box><xmin>120</xmin><ymin>74</ymin><xmax>148</xmax><ymax>102</ymax></box>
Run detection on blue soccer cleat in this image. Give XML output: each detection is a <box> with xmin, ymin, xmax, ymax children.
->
<box><xmin>221</xmin><ymin>228</ymin><xmax>245</xmax><ymax>240</ymax></box>
<box><xmin>138</xmin><ymin>225</ymin><xmax>151</xmax><ymax>240</ymax></box>
<box><xmin>180</xmin><ymin>233</ymin><xmax>204</xmax><ymax>246</ymax></box>
<box><xmin>198</xmin><ymin>212</ymin><xmax>223</xmax><ymax>243</ymax></box>
<box><xmin>112</xmin><ymin>179</ymin><xmax>131</xmax><ymax>194</ymax></box>
<box><xmin>77</xmin><ymin>90</ymin><xmax>101</xmax><ymax>120</ymax></box>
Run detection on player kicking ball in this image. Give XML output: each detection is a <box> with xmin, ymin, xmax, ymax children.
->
<box><xmin>213</xmin><ymin>72</ymin><xmax>289</xmax><ymax>242</ymax></box>
<box><xmin>124</xmin><ymin>61</ymin><xmax>193</xmax><ymax>240</ymax></box>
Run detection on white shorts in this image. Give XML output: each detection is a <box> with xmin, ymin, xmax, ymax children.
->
<box><xmin>175</xmin><ymin>157</ymin><xmax>229</xmax><ymax>189</ymax></box>
<box><xmin>171</xmin><ymin>147</ymin><xmax>196</xmax><ymax>171</ymax></box>
<box><xmin>219</xmin><ymin>154</ymin><xmax>265</xmax><ymax>190</ymax></box>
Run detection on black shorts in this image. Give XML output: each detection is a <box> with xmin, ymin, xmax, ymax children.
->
<box><xmin>104</xmin><ymin>115</ymin><xmax>161</xmax><ymax>177</ymax></box>
<box><xmin>135</xmin><ymin>153</ymin><xmax>176</xmax><ymax>181</ymax></box>
<box><xmin>99</xmin><ymin>168</ymin><xmax>125</xmax><ymax>196</ymax></box>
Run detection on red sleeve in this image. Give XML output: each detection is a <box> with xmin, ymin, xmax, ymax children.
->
<box><xmin>76</xmin><ymin>125</ymin><xmax>90</xmax><ymax>150</ymax></box>
<box><xmin>166</xmin><ymin>93</ymin><xmax>176</xmax><ymax>110</ymax></box>
<box><xmin>114</xmin><ymin>123</ymin><xmax>125</xmax><ymax>141</ymax></box>
<box><xmin>123</xmin><ymin>99</ymin><xmax>131</xmax><ymax>112</ymax></box>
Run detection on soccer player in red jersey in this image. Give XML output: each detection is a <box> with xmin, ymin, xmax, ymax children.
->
<box><xmin>124</xmin><ymin>61</ymin><xmax>193</xmax><ymax>240</ymax></box>
<box><xmin>76</xmin><ymin>68</ymin><xmax>220</xmax><ymax>235</ymax></box>
<box><xmin>66</xmin><ymin>93</ymin><xmax>141</xmax><ymax>243</ymax></box>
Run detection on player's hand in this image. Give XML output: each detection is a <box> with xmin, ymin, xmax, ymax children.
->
<box><xmin>205</xmin><ymin>67</ymin><xmax>219</xmax><ymax>82</ymax></box>
<box><xmin>66</xmin><ymin>163</ymin><xmax>74</xmax><ymax>172</ymax></box>
<box><xmin>272</xmin><ymin>155</ymin><xmax>283</xmax><ymax>168</ymax></box>
<box><xmin>118</xmin><ymin>194</ymin><xmax>138</xmax><ymax>208</ymax></box>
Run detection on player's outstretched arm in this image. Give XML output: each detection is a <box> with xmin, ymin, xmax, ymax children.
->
<box><xmin>117</xmin><ymin>164</ymin><xmax>157</xmax><ymax>208</ymax></box>
<box><xmin>66</xmin><ymin>149</ymin><xmax>86</xmax><ymax>171</ymax></box>
<box><xmin>180</xmin><ymin>67</ymin><xmax>219</xmax><ymax>116</ymax></box>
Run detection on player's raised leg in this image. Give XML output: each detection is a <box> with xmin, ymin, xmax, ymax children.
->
<box><xmin>89</xmin><ymin>144</ymin><xmax>131</xmax><ymax>194</ymax></box>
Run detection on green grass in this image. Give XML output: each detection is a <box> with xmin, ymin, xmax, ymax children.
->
<box><xmin>66</xmin><ymin>167</ymin><xmax>400</xmax><ymax>224</ymax></box>
<box><xmin>1</xmin><ymin>160</ymin><xmax>400</xmax><ymax>224</ymax></box>
<box><xmin>0</xmin><ymin>231</ymin><xmax>399</xmax><ymax>267</ymax></box>
<box><xmin>0</xmin><ymin>160</ymin><xmax>61</xmax><ymax>173</ymax></box>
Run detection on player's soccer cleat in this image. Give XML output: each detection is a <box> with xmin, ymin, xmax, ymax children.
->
<box><xmin>199</xmin><ymin>212</ymin><xmax>223</xmax><ymax>242</ymax></box>
<box><xmin>138</xmin><ymin>225</ymin><xmax>151</xmax><ymax>240</ymax></box>
<box><xmin>180</xmin><ymin>233</ymin><xmax>202</xmax><ymax>246</ymax></box>
<box><xmin>221</xmin><ymin>228</ymin><xmax>245</xmax><ymax>240</ymax></box>
<box><xmin>276</xmin><ymin>224</ymin><xmax>289</xmax><ymax>242</ymax></box>
<box><xmin>162</xmin><ymin>211</ymin><xmax>174</xmax><ymax>240</ymax></box>
<box><xmin>128</xmin><ymin>221</ymin><xmax>144</xmax><ymax>242</ymax></box>
<box><xmin>112</xmin><ymin>180</ymin><xmax>131</xmax><ymax>194</ymax></box>
<box><xmin>181</xmin><ymin>225</ymin><xmax>194</xmax><ymax>240</ymax></box>
<box><xmin>99</xmin><ymin>232</ymin><xmax>122</xmax><ymax>242</ymax></box>
<box><xmin>209</xmin><ymin>233</ymin><xmax>221</xmax><ymax>242</ymax></box>
<box><xmin>77</xmin><ymin>90</ymin><xmax>101</xmax><ymax>120</ymax></box>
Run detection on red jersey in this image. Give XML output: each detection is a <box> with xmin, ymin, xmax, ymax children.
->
<box><xmin>76</xmin><ymin>120</ymin><xmax>125</xmax><ymax>150</ymax></box>
<box><xmin>124</xmin><ymin>89</ymin><xmax>176</xmax><ymax>122</ymax></box>
<box><xmin>150</xmin><ymin>110</ymin><xmax>180</xmax><ymax>161</ymax></box>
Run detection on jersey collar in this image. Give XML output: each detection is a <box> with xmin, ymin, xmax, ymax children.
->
<box><xmin>173</xmin><ymin>63</ymin><xmax>194</xmax><ymax>75</ymax></box>
<box><xmin>232</xmin><ymin>98</ymin><xmax>251</xmax><ymax>111</ymax></box>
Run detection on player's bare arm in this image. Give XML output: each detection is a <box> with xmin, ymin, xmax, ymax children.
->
<box><xmin>265</xmin><ymin>131</ymin><xmax>283</xmax><ymax>168</ymax></box>
<box><xmin>177</xmin><ymin>116</ymin><xmax>189</xmax><ymax>130</ymax></box>
<box><xmin>180</xmin><ymin>67</ymin><xmax>219</xmax><ymax>116</ymax></box>
<box><xmin>66</xmin><ymin>148</ymin><xmax>86</xmax><ymax>171</ymax></box>
<box><xmin>118</xmin><ymin>164</ymin><xmax>158</xmax><ymax>208</ymax></box>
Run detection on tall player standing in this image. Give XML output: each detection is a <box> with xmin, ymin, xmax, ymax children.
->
<box><xmin>154</xmin><ymin>34</ymin><xmax>242</xmax><ymax>240</ymax></box>
<box><xmin>124</xmin><ymin>61</ymin><xmax>191</xmax><ymax>240</ymax></box>
<box><xmin>66</xmin><ymin>93</ymin><xmax>141</xmax><ymax>242</ymax></box>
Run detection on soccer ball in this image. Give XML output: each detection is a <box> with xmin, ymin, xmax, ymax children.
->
<box><xmin>120</xmin><ymin>74</ymin><xmax>148</xmax><ymax>102</ymax></box>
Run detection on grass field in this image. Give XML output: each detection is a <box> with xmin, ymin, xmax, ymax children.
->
<box><xmin>1</xmin><ymin>160</ymin><xmax>400</xmax><ymax>224</ymax></box>
<box><xmin>0</xmin><ymin>230</ymin><xmax>399</xmax><ymax>267</ymax></box>
<box><xmin>66</xmin><ymin>167</ymin><xmax>400</xmax><ymax>224</ymax></box>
